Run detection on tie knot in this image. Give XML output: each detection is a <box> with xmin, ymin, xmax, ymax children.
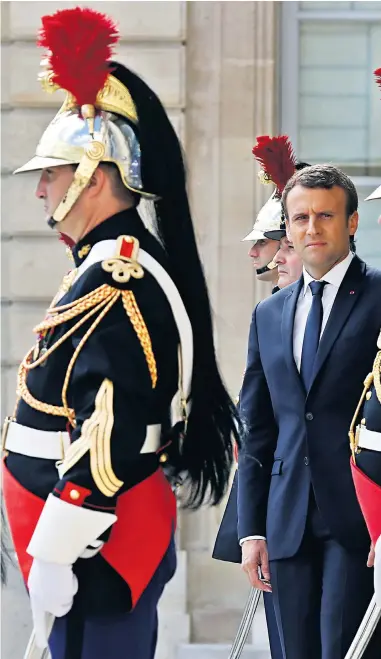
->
<box><xmin>309</xmin><ymin>280</ymin><xmax>326</xmax><ymax>297</ymax></box>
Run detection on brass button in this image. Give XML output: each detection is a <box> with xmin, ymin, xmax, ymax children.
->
<box><xmin>159</xmin><ymin>453</ymin><xmax>168</xmax><ymax>463</ymax></box>
<box><xmin>69</xmin><ymin>489</ymin><xmax>80</xmax><ymax>500</ymax></box>
<box><xmin>361</xmin><ymin>418</ymin><xmax>366</xmax><ymax>425</ymax></box>
<box><xmin>366</xmin><ymin>391</ymin><xmax>372</xmax><ymax>401</ymax></box>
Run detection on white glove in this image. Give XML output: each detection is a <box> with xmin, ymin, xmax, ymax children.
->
<box><xmin>28</xmin><ymin>559</ymin><xmax>78</xmax><ymax>648</ymax></box>
<box><xmin>374</xmin><ymin>535</ymin><xmax>381</xmax><ymax>607</ymax></box>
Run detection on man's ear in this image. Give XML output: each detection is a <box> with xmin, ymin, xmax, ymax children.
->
<box><xmin>87</xmin><ymin>167</ymin><xmax>106</xmax><ymax>195</ymax></box>
<box><xmin>348</xmin><ymin>210</ymin><xmax>359</xmax><ymax>237</ymax></box>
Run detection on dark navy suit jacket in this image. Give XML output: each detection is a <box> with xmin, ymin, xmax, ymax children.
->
<box><xmin>237</xmin><ymin>256</ymin><xmax>381</xmax><ymax>560</ymax></box>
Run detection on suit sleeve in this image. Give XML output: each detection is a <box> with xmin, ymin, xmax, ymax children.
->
<box><xmin>237</xmin><ymin>304</ymin><xmax>278</xmax><ymax>539</ymax></box>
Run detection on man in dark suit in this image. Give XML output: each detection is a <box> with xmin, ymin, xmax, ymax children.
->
<box><xmin>213</xmin><ymin>136</ymin><xmax>305</xmax><ymax>659</ymax></box>
<box><xmin>213</xmin><ymin>235</ymin><xmax>302</xmax><ymax>659</ymax></box>
<box><xmin>238</xmin><ymin>163</ymin><xmax>381</xmax><ymax>659</ymax></box>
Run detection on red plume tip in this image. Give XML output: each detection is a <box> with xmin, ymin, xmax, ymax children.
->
<box><xmin>38</xmin><ymin>7</ymin><xmax>119</xmax><ymax>107</ymax></box>
<box><xmin>252</xmin><ymin>135</ymin><xmax>297</xmax><ymax>194</ymax></box>
<box><xmin>375</xmin><ymin>68</ymin><xmax>381</xmax><ymax>91</ymax></box>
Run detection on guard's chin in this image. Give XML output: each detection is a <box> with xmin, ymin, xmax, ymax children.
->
<box><xmin>47</xmin><ymin>215</ymin><xmax>58</xmax><ymax>229</ymax></box>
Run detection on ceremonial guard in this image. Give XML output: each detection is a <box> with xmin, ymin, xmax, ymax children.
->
<box><xmin>349</xmin><ymin>68</ymin><xmax>381</xmax><ymax>612</ymax></box>
<box><xmin>213</xmin><ymin>136</ymin><xmax>307</xmax><ymax>659</ymax></box>
<box><xmin>1</xmin><ymin>8</ymin><xmax>239</xmax><ymax>659</ymax></box>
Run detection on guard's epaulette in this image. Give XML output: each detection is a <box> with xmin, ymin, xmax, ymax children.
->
<box><xmin>101</xmin><ymin>235</ymin><xmax>144</xmax><ymax>286</ymax></box>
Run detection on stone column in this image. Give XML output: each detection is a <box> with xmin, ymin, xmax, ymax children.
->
<box><xmin>183</xmin><ymin>0</ymin><xmax>278</xmax><ymax>643</ymax></box>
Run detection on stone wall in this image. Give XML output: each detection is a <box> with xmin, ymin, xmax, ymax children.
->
<box><xmin>1</xmin><ymin>1</ymin><xmax>277</xmax><ymax>653</ymax></box>
<box><xmin>183</xmin><ymin>1</ymin><xmax>277</xmax><ymax>643</ymax></box>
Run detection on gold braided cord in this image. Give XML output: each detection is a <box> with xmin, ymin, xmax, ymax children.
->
<box><xmin>121</xmin><ymin>290</ymin><xmax>157</xmax><ymax>388</ymax></box>
<box><xmin>24</xmin><ymin>295</ymin><xmax>115</xmax><ymax>371</ymax></box>
<box><xmin>16</xmin><ymin>287</ymin><xmax>156</xmax><ymax>427</ymax></box>
<box><xmin>35</xmin><ymin>284</ymin><xmax>114</xmax><ymax>332</ymax></box>
<box><xmin>17</xmin><ymin>362</ymin><xmax>74</xmax><ymax>419</ymax></box>
<box><xmin>373</xmin><ymin>350</ymin><xmax>381</xmax><ymax>404</ymax></box>
<box><xmin>61</xmin><ymin>291</ymin><xmax>121</xmax><ymax>425</ymax></box>
<box><xmin>18</xmin><ymin>294</ymin><xmax>119</xmax><ymax>421</ymax></box>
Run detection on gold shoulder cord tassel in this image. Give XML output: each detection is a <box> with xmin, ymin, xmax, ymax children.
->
<box><xmin>348</xmin><ymin>329</ymin><xmax>381</xmax><ymax>460</ymax></box>
<box><xmin>348</xmin><ymin>372</ymin><xmax>374</xmax><ymax>462</ymax></box>
<box><xmin>373</xmin><ymin>349</ymin><xmax>381</xmax><ymax>405</ymax></box>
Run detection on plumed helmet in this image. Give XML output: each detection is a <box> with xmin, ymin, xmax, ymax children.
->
<box><xmin>14</xmin><ymin>7</ymin><xmax>156</xmax><ymax>226</ymax></box>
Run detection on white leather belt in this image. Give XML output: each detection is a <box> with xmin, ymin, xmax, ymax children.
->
<box><xmin>357</xmin><ymin>426</ymin><xmax>381</xmax><ymax>452</ymax></box>
<box><xmin>4</xmin><ymin>421</ymin><xmax>161</xmax><ymax>461</ymax></box>
<box><xmin>4</xmin><ymin>422</ymin><xmax>71</xmax><ymax>460</ymax></box>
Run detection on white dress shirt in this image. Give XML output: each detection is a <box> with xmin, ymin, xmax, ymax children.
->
<box><xmin>240</xmin><ymin>251</ymin><xmax>354</xmax><ymax>546</ymax></box>
<box><xmin>293</xmin><ymin>251</ymin><xmax>354</xmax><ymax>370</ymax></box>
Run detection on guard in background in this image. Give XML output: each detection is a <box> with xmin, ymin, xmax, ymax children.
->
<box><xmin>1</xmin><ymin>8</ymin><xmax>240</xmax><ymax>659</ymax></box>
<box><xmin>213</xmin><ymin>135</ymin><xmax>307</xmax><ymax>659</ymax></box>
<box><xmin>350</xmin><ymin>67</ymin><xmax>381</xmax><ymax>610</ymax></box>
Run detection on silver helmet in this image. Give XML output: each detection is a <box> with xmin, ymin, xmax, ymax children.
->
<box><xmin>14</xmin><ymin>8</ymin><xmax>155</xmax><ymax>226</ymax></box>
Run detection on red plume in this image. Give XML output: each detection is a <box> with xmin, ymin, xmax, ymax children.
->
<box><xmin>252</xmin><ymin>135</ymin><xmax>297</xmax><ymax>194</ymax></box>
<box><xmin>375</xmin><ymin>68</ymin><xmax>381</xmax><ymax>91</ymax></box>
<box><xmin>38</xmin><ymin>7</ymin><xmax>119</xmax><ymax>107</ymax></box>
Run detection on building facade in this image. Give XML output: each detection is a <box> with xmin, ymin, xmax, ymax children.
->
<box><xmin>1</xmin><ymin>2</ymin><xmax>381</xmax><ymax>658</ymax></box>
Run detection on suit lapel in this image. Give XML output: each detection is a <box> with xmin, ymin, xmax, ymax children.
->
<box><xmin>281</xmin><ymin>276</ymin><xmax>304</xmax><ymax>393</ymax></box>
<box><xmin>310</xmin><ymin>256</ymin><xmax>366</xmax><ymax>389</ymax></box>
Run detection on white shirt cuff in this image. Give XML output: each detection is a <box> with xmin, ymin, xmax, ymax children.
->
<box><xmin>239</xmin><ymin>535</ymin><xmax>266</xmax><ymax>546</ymax></box>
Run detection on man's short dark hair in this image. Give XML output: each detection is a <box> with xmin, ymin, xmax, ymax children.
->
<box><xmin>282</xmin><ymin>164</ymin><xmax>358</xmax><ymax>220</ymax></box>
<box><xmin>281</xmin><ymin>163</ymin><xmax>358</xmax><ymax>252</ymax></box>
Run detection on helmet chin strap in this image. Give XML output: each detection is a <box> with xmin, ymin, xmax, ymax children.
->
<box><xmin>256</xmin><ymin>259</ymin><xmax>278</xmax><ymax>276</ymax></box>
<box><xmin>47</xmin><ymin>141</ymin><xmax>105</xmax><ymax>229</ymax></box>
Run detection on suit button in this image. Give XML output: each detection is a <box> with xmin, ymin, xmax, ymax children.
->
<box><xmin>305</xmin><ymin>412</ymin><xmax>314</xmax><ymax>421</ymax></box>
<box><xmin>304</xmin><ymin>457</ymin><xmax>309</xmax><ymax>466</ymax></box>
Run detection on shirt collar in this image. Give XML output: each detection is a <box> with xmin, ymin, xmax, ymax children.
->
<box><xmin>72</xmin><ymin>208</ymin><xmax>143</xmax><ymax>267</ymax></box>
<box><xmin>302</xmin><ymin>251</ymin><xmax>355</xmax><ymax>296</ymax></box>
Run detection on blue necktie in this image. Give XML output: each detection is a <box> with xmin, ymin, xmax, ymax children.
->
<box><xmin>300</xmin><ymin>280</ymin><xmax>327</xmax><ymax>390</ymax></box>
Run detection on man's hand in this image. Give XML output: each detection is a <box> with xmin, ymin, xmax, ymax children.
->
<box><xmin>241</xmin><ymin>539</ymin><xmax>271</xmax><ymax>592</ymax></box>
<box><xmin>367</xmin><ymin>542</ymin><xmax>375</xmax><ymax>568</ymax></box>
